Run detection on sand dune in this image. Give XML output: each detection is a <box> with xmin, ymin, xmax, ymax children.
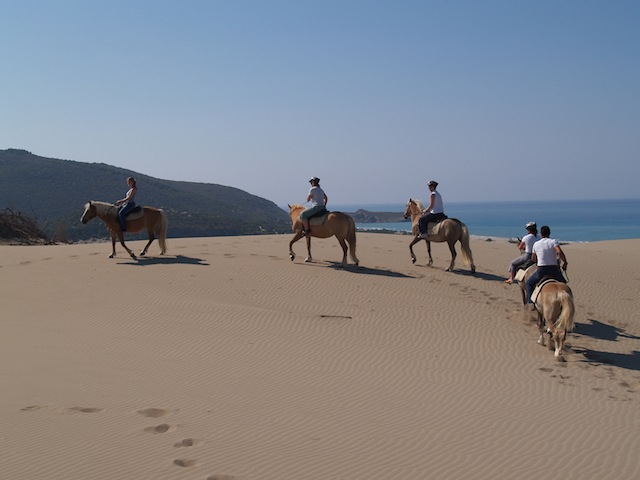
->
<box><xmin>1</xmin><ymin>234</ymin><xmax>639</xmax><ymax>479</ymax></box>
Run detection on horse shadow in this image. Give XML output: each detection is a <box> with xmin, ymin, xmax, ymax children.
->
<box><xmin>571</xmin><ymin>318</ymin><xmax>640</xmax><ymax>371</ymax></box>
<box><xmin>453</xmin><ymin>269</ymin><xmax>504</xmax><ymax>281</ymax></box>
<box><xmin>120</xmin><ymin>255</ymin><xmax>209</xmax><ymax>266</ymax></box>
<box><xmin>324</xmin><ymin>262</ymin><xmax>414</xmax><ymax>278</ymax></box>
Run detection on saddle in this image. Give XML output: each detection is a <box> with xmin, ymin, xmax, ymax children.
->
<box><xmin>120</xmin><ymin>205</ymin><xmax>143</xmax><ymax>221</ymax></box>
<box><xmin>425</xmin><ymin>215</ymin><xmax>448</xmax><ymax>235</ymax></box>
<box><xmin>309</xmin><ymin>209</ymin><xmax>330</xmax><ymax>226</ymax></box>
<box><xmin>531</xmin><ymin>278</ymin><xmax>560</xmax><ymax>304</ymax></box>
<box><xmin>514</xmin><ymin>261</ymin><xmax>536</xmax><ymax>282</ymax></box>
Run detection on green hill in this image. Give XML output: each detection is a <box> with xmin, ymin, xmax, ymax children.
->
<box><xmin>0</xmin><ymin>149</ymin><xmax>291</xmax><ymax>242</ymax></box>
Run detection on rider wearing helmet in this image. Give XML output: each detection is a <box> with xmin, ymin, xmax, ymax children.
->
<box><xmin>299</xmin><ymin>176</ymin><xmax>328</xmax><ymax>236</ymax></box>
<box><xmin>505</xmin><ymin>221</ymin><xmax>539</xmax><ymax>284</ymax></box>
<box><xmin>418</xmin><ymin>180</ymin><xmax>446</xmax><ymax>238</ymax></box>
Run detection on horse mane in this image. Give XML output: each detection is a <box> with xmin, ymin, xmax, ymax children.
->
<box><xmin>289</xmin><ymin>203</ymin><xmax>305</xmax><ymax>209</ymax></box>
<box><xmin>90</xmin><ymin>201</ymin><xmax>118</xmax><ymax>219</ymax></box>
<box><xmin>410</xmin><ymin>198</ymin><xmax>424</xmax><ymax>210</ymax></box>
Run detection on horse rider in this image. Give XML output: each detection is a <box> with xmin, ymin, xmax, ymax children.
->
<box><xmin>418</xmin><ymin>180</ymin><xmax>446</xmax><ymax>239</ymax></box>
<box><xmin>299</xmin><ymin>176</ymin><xmax>328</xmax><ymax>236</ymax></box>
<box><xmin>115</xmin><ymin>176</ymin><xmax>137</xmax><ymax>232</ymax></box>
<box><xmin>525</xmin><ymin>225</ymin><xmax>568</xmax><ymax>308</ymax></box>
<box><xmin>505</xmin><ymin>221</ymin><xmax>539</xmax><ymax>284</ymax></box>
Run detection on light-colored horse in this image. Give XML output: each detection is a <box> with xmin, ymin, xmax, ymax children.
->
<box><xmin>519</xmin><ymin>266</ymin><xmax>575</xmax><ymax>360</ymax></box>
<box><xmin>288</xmin><ymin>204</ymin><xmax>359</xmax><ymax>267</ymax></box>
<box><xmin>403</xmin><ymin>198</ymin><xmax>476</xmax><ymax>273</ymax></box>
<box><xmin>81</xmin><ymin>201</ymin><xmax>168</xmax><ymax>258</ymax></box>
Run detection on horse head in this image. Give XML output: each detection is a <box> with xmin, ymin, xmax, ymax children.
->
<box><xmin>288</xmin><ymin>204</ymin><xmax>304</xmax><ymax>221</ymax></box>
<box><xmin>404</xmin><ymin>198</ymin><xmax>421</xmax><ymax>219</ymax></box>
<box><xmin>81</xmin><ymin>201</ymin><xmax>96</xmax><ymax>224</ymax></box>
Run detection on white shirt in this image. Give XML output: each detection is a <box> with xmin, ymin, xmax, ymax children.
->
<box><xmin>428</xmin><ymin>190</ymin><xmax>444</xmax><ymax>214</ymax></box>
<box><xmin>522</xmin><ymin>233</ymin><xmax>540</xmax><ymax>254</ymax></box>
<box><xmin>308</xmin><ymin>186</ymin><xmax>326</xmax><ymax>206</ymax></box>
<box><xmin>533</xmin><ymin>237</ymin><xmax>559</xmax><ymax>266</ymax></box>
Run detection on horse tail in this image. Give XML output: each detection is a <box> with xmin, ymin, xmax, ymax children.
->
<box><xmin>555</xmin><ymin>290</ymin><xmax>575</xmax><ymax>333</ymax></box>
<box><xmin>347</xmin><ymin>215</ymin><xmax>359</xmax><ymax>265</ymax></box>
<box><xmin>458</xmin><ymin>221</ymin><xmax>475</xmax><ymax>269</ymax></box>
<box><xmin>156</xmin><ymin>209</ymin><xmax>168</xmax><ymax>254</ymax></box>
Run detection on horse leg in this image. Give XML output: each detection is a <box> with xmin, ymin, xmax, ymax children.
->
<box><xmin>408</xmin><ymin>236</ymin><xmax>420</xmax><ymax>263</ymax></box>
<box><xmin>140</xmin><ymin>226</ymin><xmax>155</xmax><ymax>256</ymax></box>
<box><xmin>426</xmin><ymin>241</ymin><xmax>433</xmax><ymax>266</ymax></box>
<box><xmin>553</xmin><ymin>328</ymin><xmax>567</xmax><ymax>360</ymax></box>
<box><xmin>445</xmin><ymin>242</ymin><xmax>457</xmax><ymax>271</ymax></box>
<box><xmin>536</xmin><ymin>312</ymin><xmax>546</xmax><ymax>346</ymax></box>
<box><xmin>118</xmin><ymin>231</ymin><xmax>136</xmax><ymax>259</ymax></box>
<box><xmin>304</xmin><ymin>234</ymin><xmax>313</xmax><ymax>263</ymax></box>
<box><xmin>337</xmin><ymin>237</ymin><xmax>348</xmax><ymax>267</ymax></box>
<box><xmin>140</xmin><ymin>236</ymin><xmax>155</xmax><ymax>256</ymax></box>
<box><xmin>289</xmin><ymin>231</ymin><xmax>304</xmax><ymax>261</ymax></box>
<box><xmin>109</xmin><ymin>231</ymin><xmax>117</xmax><ymax>258</ymax></box>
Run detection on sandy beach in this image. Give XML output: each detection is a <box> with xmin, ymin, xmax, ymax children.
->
<box><xmin>1</xmin><ymin>233</ymin><xmax>639</xmax><ymax>480</ymax></box>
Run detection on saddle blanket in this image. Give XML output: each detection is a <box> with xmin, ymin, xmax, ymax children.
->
<box><xmin>531</xmin><ymin>278</ymin><xmax>559</xmax><ymax>304</ymax></box>
<box><xmin>515</xmin><ymin>264</ymin><xmax>536</xmax><ymax>282</ymax></box>
<box><xmin>123</xmin><ymin>206</ymin><xmax>144</xmax><ymax>221</ymax></box>
<box><xmin>309</xmin><ymin>211</ymin><xmax>330</xmax><ymax>226</ymax></box>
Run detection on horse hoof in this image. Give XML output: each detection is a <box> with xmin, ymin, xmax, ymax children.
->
<box><xmin>140</xmin><ymin>251</ymin><xmax>146</xmax><ymax>257</ymax></box>
<box><xmin>304</xmin><ymin>257</ymin><xmax>312</xmax><ymax>263</ymax></box>
<box><xmin>108</xmin><ymin>254</ymin><xmax>115</xmax><ymax>258</ymax></box>
<box><xmin>411</xmin><ymin>258</ymin><xmax>416</xmax><ymax>264</ymax></box>
<box><xmin>289</xmin><ymin>254</ymin><xmax>295</xmax><ymax>261</ymax></box>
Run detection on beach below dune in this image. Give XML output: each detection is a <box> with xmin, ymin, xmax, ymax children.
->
<box><xmin>1</xmin><ymin>234</ymin><xmax>639</xmax><ymax>480</ymax></box>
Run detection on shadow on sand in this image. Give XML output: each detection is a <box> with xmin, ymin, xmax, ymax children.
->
<box><xmin>121</xmin><ymin>255</ymin><xmax>209</xmax><ymax>266</ymax></box>
<box><xmin>571</xmin><ymin>318</ymin><xmax>640</xmax><ymax>371</ymax></box>
<box><xmin>314</xmin><ymin>261</ymin><xmax>414</xmax><ymax>278</ymax></box>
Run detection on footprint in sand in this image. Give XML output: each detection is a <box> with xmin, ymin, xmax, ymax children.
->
<box><xmin>173</xmin><ymin>458</ymin><xmax>200</xmax><ymax>467</ymax></box>
<box><xmin>144</xmin><ymin>423</ymin><xmax>177</xmax><ymax>434</ymax></box>
<box><xmin>21</xmin><ymin>405</ymin><xmax>46</xmax><ymax>412</ymax></box>
<box><xmin>137</xmin><ymin>407</ymin><xmax>172</xmax><ymax>418</ymax></box>
<box><xmin>174</xmin><ymin>438</ymin><xmax>203</xmax><ymax>448</ymax></box>
<box><xmin>63</xmin><ymin>407</ymin><xmax>104</xmax><ymax>414</ymax></box>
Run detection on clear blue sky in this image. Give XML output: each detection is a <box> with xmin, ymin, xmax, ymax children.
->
<box><xmin>2</xmin><ymin>0</ymin><xmax>639</xmax><ymax>207</ymax></box>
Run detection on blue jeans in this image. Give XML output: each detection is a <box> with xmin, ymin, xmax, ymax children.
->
<box><xmin>118</xmin><ymin>202</ymin><xmax>136</xmax><ymax>230</ymax></box>
<box><xmin>418</xmin><ymin>213</ymin><xmax>446</xmax><ymax>234</ymax></box>
<box><xmin>509</xmin><ymin>252</ymin><xmax>532</xmax><ymax>274</ymax></box>
<box><xmin>526</xmin><ymin>265</ymin><xmax>566</xmax><ymax>303</ymax></box>
<box><xmin>299</xmin><ymin>205</ymin><xmax>326</xmax><ymax>220</ymax></box>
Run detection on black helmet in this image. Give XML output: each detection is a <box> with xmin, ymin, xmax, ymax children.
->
<box><xmin>309</xmin><ymin>176</ymin><xmax>320</xmax><ymax>183</ymax></box>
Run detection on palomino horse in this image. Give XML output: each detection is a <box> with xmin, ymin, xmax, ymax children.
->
<box><xmin>288</xmin><ymin>204</ymin><xmax>359</xmax><ymax>267</ymax></box>
<box><xmin>81</xmin><ymin>201</ymin><xmax>168</xmax><ymax>258</ymax></box>
<box><xmin>519</xmin><ymin>266</ymin><xmax>575</xmax><ymax>360</ymax></box>
<box><xmin>403</xmin><ymin>198</ymin><xmax>476</xmax><ymax>273</ymax></box>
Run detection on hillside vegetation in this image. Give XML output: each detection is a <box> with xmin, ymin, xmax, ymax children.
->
<box><xmin>0</xmin><ymin>149</ymin><xmax>291</xmax><ymax>242</ymax></box>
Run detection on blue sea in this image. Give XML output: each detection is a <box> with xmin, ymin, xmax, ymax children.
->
<box><xmin>330</xmin><ymin>198</ymin><xmax>640</xmax><ymax>243</ymax></box>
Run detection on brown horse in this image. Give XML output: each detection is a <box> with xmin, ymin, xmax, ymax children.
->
<box><xmin>288</xmin><ymin>204</ymin><xmax>359</xmax><ymax>267</ymax></box>
<box><xmin>81</xmin><ymin>201</ymin><xmax>167</xmax><ymax>258</ymax></box>
<box><xmin>519</xmin><ymin>266</ymin><xmax>575</xmax><ymax>360</ymax></box>
<box><xmin>403</xmin><ymin>198</ymin><xmax>475</xmax><ymax>273</ymax></box>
